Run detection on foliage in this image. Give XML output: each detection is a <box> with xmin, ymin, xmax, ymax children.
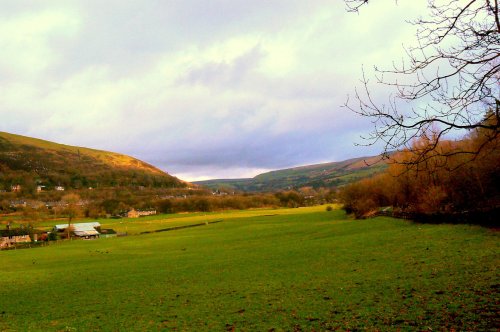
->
<box><xmin>47</xmin><ymin>231</ymin><xmax>57</xmax><ymax>241</ymax></box>
<box><xmin>339</xmin><ymin>123</ymin><xmax>500</xmax><ymax>221</ymax></box>
<box><xmin>156</xmin><ymin>194</ymin><xmax>281</xmax><ymax>213</ymax></box>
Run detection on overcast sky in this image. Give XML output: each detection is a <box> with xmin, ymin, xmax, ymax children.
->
<box><xmin>0</xmin><ymin>0</ymin><xmax>429</xmax><ymax>181</ymax></box>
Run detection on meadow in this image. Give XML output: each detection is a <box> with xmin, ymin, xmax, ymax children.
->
<box><xmin>0</xmin><ymin>206</ymin><xmax>498</xmax><ymax>331</ymax></box>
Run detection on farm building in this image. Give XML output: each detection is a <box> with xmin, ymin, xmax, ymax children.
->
<box><xmin>54</xmin><ymin>222</ymin><xmax>101</xmax><ymax>239</ymax></box>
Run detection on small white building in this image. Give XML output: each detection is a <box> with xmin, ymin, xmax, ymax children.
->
<box><xmin>55</xmin><ymin>186</ymin><xmax>65</xmax><ymax>191</ymax></box>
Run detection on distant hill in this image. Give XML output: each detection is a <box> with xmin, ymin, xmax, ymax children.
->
<box><xmin>0</xmin><ymin>131</ymin><xmax>186</xmax><ymax>191</ymax></box>
<box><xmin>194</xmin><ymin>155</ymin><xmax>388</xmax><ymax>192</ymax></box>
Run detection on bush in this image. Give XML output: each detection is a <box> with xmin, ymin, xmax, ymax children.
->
<box><xmin>48</xmin><ymin>232</ymin><xmax>58</xmax><ymax>241</ymax></box>
<box><xmin>326</xmin><ymin>205</ymin><xmax>333</xmax><ymax>211</ymax></box>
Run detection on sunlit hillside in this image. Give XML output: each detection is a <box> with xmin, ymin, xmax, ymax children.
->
<box><xmin>0</xmin><ymin>131</ymin><xmax>185</xmax><ymax>190</ymax></box>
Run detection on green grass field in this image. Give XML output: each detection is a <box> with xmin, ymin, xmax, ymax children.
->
<box><xmin>0</xmin><ymin>207</ymin><xmax>498</xmax><ymax>331</ymax></box>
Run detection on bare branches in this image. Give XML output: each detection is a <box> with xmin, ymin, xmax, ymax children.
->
<box><xmin>345</xmin><ymin>0</ymin><xmax>500</xmax><ymax>168</ymax></box>
<box><xmin>344</xmin><ymin>0</ymin><xmax>370</xmax><ymax>13</ymax></box>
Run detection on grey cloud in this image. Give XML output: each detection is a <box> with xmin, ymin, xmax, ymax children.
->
<box><xmin>48</xmin><ymin>0</ymin><xmax>329</xmax><ymax>79</ymax></box>
<box><xmin>0</xmin><ymin>0</ymin><xmax>428</xmax><ymax>180</ymax></box>
<box><xmin>180</xmin><ymin>46</ymin><xmax>264</xmax><ymax>88</ymax></box>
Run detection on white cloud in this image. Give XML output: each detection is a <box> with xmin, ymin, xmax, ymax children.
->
<box><xmin>0</xmin><ymin>1</ymin><xmax>430</xmax><ymax>180</ymax></box>
<box><xmin>0</xmin><ymin>9</ymin><xmax>80</xmax><ymax>79</ymax></box>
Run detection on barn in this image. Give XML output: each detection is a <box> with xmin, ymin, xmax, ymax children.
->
<box><xmin>53</xmin><ymin>222</ymin><xmax>101</xmax><ymax>239</ymax></box>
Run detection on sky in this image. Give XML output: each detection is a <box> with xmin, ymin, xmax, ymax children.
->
<box><xmin>0</xmin><ymin>0</ymin><xmax>429</xmax><ymax>181</ymax></box>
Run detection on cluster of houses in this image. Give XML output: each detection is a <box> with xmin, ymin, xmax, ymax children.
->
<box><xmin>211</xmin><ymin>190</ymin><xmax>235</xmax><ymax>196</ymax></box>
<box><xmin>8</xmin><ymin>199</ymin><xmax>88</xmax><ymax>209</ymax></box>
<box><xmin>1</xmin><ymin>207</ymin><xmax>157</xmax><ymax>248</ymax></box>
<box><xmin>37</xmin><ymin>185</ymin><xmax>65</xmax><ymax>192</ymax></box>
<box><xmin>0</xmin><ymin>234</ymin><xmax>33</xmax><ymax>249</ymax></box>
<box><xmin>0</xmin><ymin>222</ymin><xmax>118</xmax><ymax>248</ymax></box>
<box><xmin>7</xmin><ymin>184</ymin><xmax>66</xmax><ymax>193</ymax></box>
<box><xmin>126</xmin><ymin>208</ymin><xmax>157</xmax><ymax>218</ymax></box>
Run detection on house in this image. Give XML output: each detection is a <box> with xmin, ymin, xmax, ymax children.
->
<box><xmin>36</xmin><ymin>185</ymin><xmax>46</xmax><ymax>193</ymax></box>
<box><xmin>54</xmin><ymin>222</ymin><xmax>101</xmax><ymax>239</ymax></box>
<box><xmin>127</xmin><ymin>209</ymin><xmax>139</xmax><ymax>218</ymax></box>
<box><xmin>11</xmin><ymin>184</ymin><xmax>21</xmax><ymax>192</ymax></box>
<box><xmin>55</xmin><ymin>186</ymin><xmax>65</xmax><ymax>191</ymax></box>
<box><xmin>138</xmin><ymin>209</ymin><xmax>156</xmax><ymax>217</ymax></box>
<box><xmin>26</xmin><ymin>200</ymin><xmax>45</xmax><ymax>209</ymax></box>
<box><xmin>127</xmin><ymin>209</ymin><xmax>157</xmax><ymax>218</ymax></box>
<box><xmin>10</xmin><ymin>200</ymin><xmax>27</xmax><ymax>208</ymax></box>
<box><xmin>0</xmin><ymin>235</ymin><xmax>32</xmax><ymax>248</ymax></box>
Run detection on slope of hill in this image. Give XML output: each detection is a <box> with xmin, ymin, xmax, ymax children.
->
<box><xmin>0</xmin><ymin>131</ymin><xmax>185</xmax><ymax>191</ymax></box>
<box><xmin>195</xmin><ymin>155</ymin><xmax>388</xmax><ymax>192</ymax></box>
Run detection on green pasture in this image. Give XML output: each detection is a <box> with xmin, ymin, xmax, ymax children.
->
<box><xmin>0</xmin><ymin>207</ymin><xmax>498</xmax><ymax>331</ymax></box>
<box><xmin>1</xmin><ymin>205</ymin><xmax>335</xmax><ymax>234</ymax></box>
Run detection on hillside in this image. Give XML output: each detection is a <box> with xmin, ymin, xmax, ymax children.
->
<box><xmin>195</xmin><ymin>155</ymin><xmax>388</xmax><ymax>192</ymax></box>
<box><xmin>0</xmin><ymin>131</ymin><xmax>186</xmax><ymax>191</ymax></box>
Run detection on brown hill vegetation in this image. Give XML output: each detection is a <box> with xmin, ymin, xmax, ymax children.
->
<box><xmin>339</xmin><ymin>117</ymin><xmax>500</xmax><ymax>224</ymax></box>
<box><xmin>0</xmin><ymin>131</ymin><xmax>185</xmax><ymax>193</ymax></box>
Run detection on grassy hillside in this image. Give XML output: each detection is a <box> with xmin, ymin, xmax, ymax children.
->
<box><xmin>0</xmin><ymin>207</ymin><xmax>497</xmax><ymax>331</ymax></box>
<box><xmin>0</xmin><ymin>131</ymin><xmax>185</xmax><ymax>190</ymax></box>
<box><xmin>195</xmin><ymin>155</ymin><xmax>388</xmax><ymax>191</ymax></box>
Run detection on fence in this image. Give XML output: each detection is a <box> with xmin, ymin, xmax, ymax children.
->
<box><xmin>140</xmin><ymin>219</ymin><xmax>224</xmax><ymax>235</ymax></box>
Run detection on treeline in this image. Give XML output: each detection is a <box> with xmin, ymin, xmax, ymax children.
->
<box><xmin>339</xmin><ymin>116</ymin><xmax>499</xmax><ymax>223</ymax></box>
<box><xmin>155</xmin><ymin>194</ymin><xmax>280</xmax><ymax>213</ymax></box>
<box><xmin>97</xmin><ymin>189</ymin><xmax>336</xmax><ymax>216</ymax></box>
<box><xmin>0</xmin><ymin>186</ymin><xmax>337</xmax><ymax>221</ymax></box>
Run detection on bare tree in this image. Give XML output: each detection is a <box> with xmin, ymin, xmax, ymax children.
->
<box><xmin>345</xmin><ymin>0</ymin><xmax>499</xmax><ymax>167</ymax></box>
<box><xmin>62</xmin><ymin>193</ymin><xmax>81</xmax><ymax>239</ymax></box>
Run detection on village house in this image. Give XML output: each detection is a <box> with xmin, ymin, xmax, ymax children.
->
<box><xmin>55</xmin><ymin>186</ymin><xmax>65</xmax><ymax>191</ymax></box>
<box><xmin>127</xmin><ymin>208</ymin><xmax>157</xmax><ymax>218</ymax></box>
<box><xmin>127</xmin><ymin>209</ymin><xmax>139</xmax><ymax>218</ymax></box>
<box><xmin>11</xmin><ymin>184</ymin><xmax>21</xmax><ymax>192</ymax></box>
<box><xmin>45</xmin><ymin>201</ymin><xmax>66</xmax><ymax>208</ymax></box>
<box><xmin>54</xmin><ymin>222</ymin><xmax>101</xmax><ymax>239</ymax></box>
<box><xmin>26</xmin><ymin>200</ymin><xmax>45</xmax><ymax>209</ymax></box>
<box><xmin>9</xmin><ymin>200</ymin><xmax>27</xmax><ymax>208</ymax></box>
<box><xmin>36</xmin><ymin>185</ymin><xmax>46</xmax><ymax>193</ymax></box>
<box><xmin>0</xmin><ymin>234</ymin><xmax>32</xmax><ymax>249</ymax></box>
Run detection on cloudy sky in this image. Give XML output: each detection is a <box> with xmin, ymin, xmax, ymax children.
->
<box><xmin>0</xmin><ymin>0</ymin><xmax>429</xmax><ymax>181</ymax></box>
